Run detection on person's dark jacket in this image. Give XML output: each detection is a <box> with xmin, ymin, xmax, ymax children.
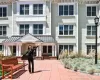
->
<box><xmin>27</xmin><ymin>49</ymin><xmax>34</xmax><ymax>60</ymax></box>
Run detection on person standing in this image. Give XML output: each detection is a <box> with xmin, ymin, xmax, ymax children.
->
<box><xmin>27</xmin><ymin>45</ymin><xmax>34</xmax><ymax>73</ymax></box>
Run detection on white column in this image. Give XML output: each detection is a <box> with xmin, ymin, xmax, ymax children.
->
<box><xmin>12</xmin><ymin>2</ymin><xmax>14</xmax><ymax>35</ymax></box>
<box><xmin>36</xmin><ymin>47</ymin><xmax>39</xmax><ymax>57</ymax></box>
<box><xmin>16</xmin><ymin>45</ymin><xmax>19</xmax><ymax>56</ymax></box>
<box><xmin>55</xmin><ymin>45</ymin><xmax>57</xmax><ymax>57</ymax></box>
<box><xmin>29</xmin><ymin>24</ymin><xmax>33</xmax><ymax>34</ymax></box>
<box><xmin>39</xmin><ymin>45</ymin><xmax>42</xmax><ymax>57</ymax></box>
<box><xmin>3</xmin><ymin>45</ymin><xmax>6</xmax><ymax>56</ymax></box>
<box><xmin>8</xmin><ymin>46</ymin><xmax>11</xmax><ymax>56</ymax></box>
<box><xmin>52</xmin><ymin>45</ymin><xmax>55</xmax><ymax>57</ymax></box>
<box><xmin>18</xmin><ymin>45</ymin><xmax>21</xmax><ymax>56</ymax></box>
<box><xmin>6</xmin><ymin>45</ymin><xmax>8</xmax><ymax>56</ymax></box>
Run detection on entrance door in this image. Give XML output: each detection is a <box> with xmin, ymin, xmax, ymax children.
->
<box><xmin>43</xmin><ymin>46</ymin><xmax>52</xmax><ymax>59</ymax></box>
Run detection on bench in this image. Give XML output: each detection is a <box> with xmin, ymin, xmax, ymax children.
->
<box><xmin>1</xmin><ymin>57</ymin><xmax>26</xmax><ymax>79</ymax></box>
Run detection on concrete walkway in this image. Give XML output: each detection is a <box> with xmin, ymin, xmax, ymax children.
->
<box><xmin>3</xmin><ymin>60</ymin><xmax>100</xmax><ymax>80</ymax></box>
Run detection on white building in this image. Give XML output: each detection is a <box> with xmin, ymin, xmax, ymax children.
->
<box><xmin>0</xmin><ymin>0</ymin><xmax>100</xmax><ymax>59</ymax></box>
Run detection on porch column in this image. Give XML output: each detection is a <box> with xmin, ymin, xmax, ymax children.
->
<box><xmin>4</xmin><ymin>45</ymin><xmax>6</xmax><ymax>56</ymax></box>
<box><xmin>16</xmin><ymin>45</ymin><xmax>19</xmax><ymax>56</ymax></box>
<box><xmin>6</xmin><ymin>45</ymin><xmax>8</xmax><ymax>56</ymax></box>
<box><xmin>52</xmin><ymin>45</ymin><xmax>55</xmax><ymax>57</ymax></box>
<box><xmin>39</xmin><ymin>45</ymin><xmax>42</xmax><ymax>57</ymax></box>
<box><xmin>7</xmin><ymin>46</ymin><xmax>11</xmax><ymax>56</ymax></box>
<box><xmin>55</xmin><ymin>45</ymin><xmax>57</xmax><ymax>57</ymax></box>
<box><xmin>18</xmin><ymin>45</ymin><xmax>22</xmax><ymax>56</ymax></box>
<box><xmin>36</xmin><ymin>47</ymin><xmax>39</xmax><ymax>57</ymax></box>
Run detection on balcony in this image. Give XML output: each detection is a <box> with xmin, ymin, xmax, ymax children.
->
<box><xmin>16</xmin><ymin>15</ymin><xmax>46</xmax><ymax>22</ymax></box>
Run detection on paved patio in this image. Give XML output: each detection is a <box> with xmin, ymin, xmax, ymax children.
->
<box><xmin>3</xmin><ymin>60</ymin><xmax>100</xmax><ymax>80</ymax></box>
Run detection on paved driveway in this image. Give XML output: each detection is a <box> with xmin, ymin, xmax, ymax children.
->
<box><xmin>3</xmin><ymin>60</ymin><xmax>100</xmax><ymax>80</ymax></box>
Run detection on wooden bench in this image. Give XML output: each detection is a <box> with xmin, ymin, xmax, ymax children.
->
<box><xmin>1</xmin><ymin>57</ymin><xmax>26</xmax><ymax>79</ymax></box>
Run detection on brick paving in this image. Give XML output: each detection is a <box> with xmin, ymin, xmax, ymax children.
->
<box><xmin>3</xmin><ymin>60</ymin><xmax>100</xmax><ymax>80</ymax></box>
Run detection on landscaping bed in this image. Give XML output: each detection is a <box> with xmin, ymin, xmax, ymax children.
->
<box><xmin>59</xmin><ymin>50</ymin><xmax>100</xmax><ymax>76</ymax></box>
<box><xmin>61</xmin><ymin>58</ymin><xmax>100</xmax><ymax>75</ymax></box>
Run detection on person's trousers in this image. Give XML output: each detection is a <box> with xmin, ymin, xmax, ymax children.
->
<box><xmin>28</xmin><ymin>59</ymin><xmax>34</xmax><ymax>73</ymax></box>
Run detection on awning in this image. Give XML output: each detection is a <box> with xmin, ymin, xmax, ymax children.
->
<box><xmin>2</xmin><ymin>33</ymin><xmax>56</xmax><ymax>43</ymax></box>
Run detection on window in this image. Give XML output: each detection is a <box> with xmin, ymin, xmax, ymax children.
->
<box><xmin>59</xmin><ymin>5</ymin><xmax>74</xmax><ymax>16</ymax></box>
<box><xmin>20</xmin><ymin>4</ymin><xmax>29</xmax><ymax>15</ymax></box>
<box><xmin>13</xmin><ymin>46</ymin><xmax>16</xmax><ymax>56</ymax></box>
<box><xmin>87</xmin><ymin>26</ymin><xmax>96</xmax><ymax>36</ymax></box>
<box><xmin>87</xmin><ymin>45</ymin><xmax>95</xmax><ymax>55</ymax></box>
<box><xmin>0</xmin><ymin>26</ymin><xmax>7</xmax><ymax>36</ymax></box>
<box><xmin>59</xmin><ymin>25</ymin><xmax>73</xmax><ymax>35</ymax></box>
<box><xmin>43</xmin><ymin>46</ymin><xmax>52</xmax><ymax>56</ymax></box>
<box><xmin>0</xmin><ymin>7</ymin><xmax>7</xmax><ymax>17</ymax></box>
<box><xmin>87</xmin><ymin>6</ymin><xmax>96</xmax><ymax>16</ymax></box>
<box><xmin>33</xmin><ymin>4</ymin><xmax>43</xmax><ymax>14</ymax></box>
<box><xmin>33</xmin><ymin>24</ymin><xmax>43</xmax><ymax>34</ymax></box>
<box><xmin>59</xmin><ymin>45</ymin><xmax>73</xmax><ymax>54</ymax></box>
<box><xmin>20</xmin><ymin>24</ymin><xmax>29</xmax><ymax>35</ymax></box>
<box><xmin>0</xmin><ymin>45</ymin><xmax>3</xmax><ymax>51</ymax></box>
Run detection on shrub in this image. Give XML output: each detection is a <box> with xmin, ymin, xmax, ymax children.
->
<box><xmin>86</xmin><ymin>67</ymin><xmax>94</xmax><ymax>74</ymax></box>
<box><xmin>73</xmin><ymin>65</ymin><xmax>78</xmax><ymax>71</ymax></box>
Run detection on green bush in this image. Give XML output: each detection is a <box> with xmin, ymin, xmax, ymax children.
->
<box><xmin>86</xmin><ymin>67</ymin><xmax>94</xmax><ymax>74</ymax></box>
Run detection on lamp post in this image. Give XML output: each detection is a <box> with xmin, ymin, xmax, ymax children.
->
<box><xmin>94</xmin><ymin>16</ymin><xmax>99</xmax><ymax>64</ymax></box>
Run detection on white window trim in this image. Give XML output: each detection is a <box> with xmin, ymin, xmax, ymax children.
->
<box><xmin>59</xmin><ymin>44</ymin><xmax>74</xmax><ymax>53</ymax></box>
<box><xmin>19</xmin><ymin>24</ymin><xmax>30</xmax><ymax>35</ymax></box>
<box><xmin>58</xmin><ymin>24</ymin><xmax>75</xmax><ymax>36</ymax></box>
<box><xmin>58</xmin><ymin>3</ymin><xmax>75</xmax><ymax>16</ymax></box>
<box><xmin>86</xmin><ymin>4</ymin><xmax>97</xmax><ymax>17</ymax></box>
<box><xmin>17</xmin><ymin>1</ymin><xmax>46</xmax><ymax>16</ymax></box>
<box><xmin>18</xmin><ymin>22</ymin><xmax>45</xmax><ymax>35</ymax></box>
<box><xmin>86</xmin><ymin>25</ymin><xmax>96</xmax><ymax>36</ymax></box>
<box><xmin>0</xmin><ymin>5</ymin><xmax>8</xmax><ymax>18</ymax></box>
<box><xmin>0</xmin><ymin>25</ymin><xmax>7</xmax><ymax>36</ymax></box>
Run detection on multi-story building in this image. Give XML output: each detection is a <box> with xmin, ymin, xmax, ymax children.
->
<box><xmin>0</xmin><ymin>0</ymin><xmax>100</xmax><ymax>59</ymax></box>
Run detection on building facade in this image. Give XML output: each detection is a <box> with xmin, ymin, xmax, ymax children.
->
<box><xmin>0</xmin><ymin>0</ymin><xmax>100</xmax><ymax>59</ymax></box>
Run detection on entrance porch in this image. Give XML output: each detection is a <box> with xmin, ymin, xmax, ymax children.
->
<box><xmin>2</xmin><ymin>34</ymin><xmax>57</xmax><ymax>59</ymax></box>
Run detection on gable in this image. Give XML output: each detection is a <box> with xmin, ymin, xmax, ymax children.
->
<box><xmin>18</xmin><ymin>34</ymin><xmax>42</xmax><ymax>42</ymax></box>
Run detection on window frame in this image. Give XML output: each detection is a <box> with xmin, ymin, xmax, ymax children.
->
<box><xmin>33</xmin><ymin>24</ymin><xmax>43</xmax><ymax>34</ymax></box>
<box><xmin>87</xmin><ymin>25</ymin><xmax>96</xmax><ymax>36</ymax></box>
<box><xmin>0</xmin><ymin>45</ymin><xmax>3</xmax><ymax>51</ymax></box>
<box><xmin>0</xmin><ymin>5</ymin><xmax>8</xmax><ymax>18</ymax></box>
<box><xmin>59</xmin><ymin>45</ymin><xmax>74</xmax><ymax>54</ymax></box>
<box><xmin>86</xmin><ymin>4</ymin><xmax>97</xmax><ymax>17</ymax></box>
<box><xmin>19</xmin><ymin>24</ymin><xmax>29</xmax><ymax>35</ymax></box>
<box><xmin>58</xmin><ymin>3</ymin><xmax>75</xmax><ymax>16</ymax></box>
<box><xmin>19</xmin><ymin>4</ymin><xmax>29</xmax><ymax>15</ymax></box>
<box><xmin>87</xmin><ymin>45</ymin><xmax>95</xmax><ymax>55</ymax></box>
<box><xmin>58</xmin><ymin>24</ymin><xmax>74</xmax><ymax>36</ymax></box>
<box><xmin>0</xmin><ymin>25</ymin><xmax>7</xmax><ymax>36</ymax></box>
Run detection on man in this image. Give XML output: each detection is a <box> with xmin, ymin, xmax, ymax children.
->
<box><xmin>27</xmin><ymin>45</ymin><xmax>38</xmax><ymax>73</ymax></box>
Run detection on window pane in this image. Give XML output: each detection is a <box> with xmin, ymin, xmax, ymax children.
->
<box><xmin>3</xmin><ymin>31</ymin><xmax>6</xmax><ymax>35</ymax></box>
<box><xmin>92</xmin><ymin>26</ymin><xmax>96</xmax><ymax>30</ymax></box>
<box><xmin>25</xmin><ymin>24</ymin><xmax>29</xmax><ymax>29</ymax></box>
<box><xmin>33</xmin><ymin>4</ymin><xmax>38</xmax><ymax>9</ymax></box>
<box><xmin>33</xmin><ymin>24</ymin><xmax>38</xmax><ymax>29</ymax></box>
<box><xmin>64</xmin><ymin>25</ymin><xmax>68</xmax><ymax>30</ymax></box>
<box><xmin>25</xmin><ymin>30</ymin><xmax>29</xmax><ymax>34</ymax></box>
<box><xmin>20</xmin><ymin>25</ymin><xmax>24</xmax><ymax>29</ymax></box>
<box><xmin>69</xmin><ymin>5</ymin><xmax>74</xmax><ymax>15</ymax></box>
<box><xmin>48</xmin><ymin>46</ymin><xmax>52</xmax><ymax>53</ymax></box>
<box><xmin>3</xmin><ymin>7</ymin><xmax>7</xmax><ymax>17</ymax></box>
<box><xmin>69</xmin><ymin>31</ymin><xmax>73</xmax><ymax>35</ymax></box>
<box><xmin>0</xmin><ymin>26</ymin><xmax>2</xmax><ymax>30</ymax></box>
<box><xmin>0</xmin><ymin>45</ymin><xmax>2</xmax><ymax>51</ymax></box>
<box><xmin>0</xmin><ymin>8</ymin><xmax>2</xmax><ymax>17</ymax></box>
<box><xmin>39</xmin><ymin>24</ymin><xmax>43</xmax><ymax>29</ymax></box>
<box><xmin>69</xmin><ymin>45</ymin><xmax>73</xmax><ymax>52</ymax></box>
<box><xmin>33</xmin><ymin>30</ymin><xmax>38</xmax><ymax>34</ymax></box>
<box><xmin>92</xmin><ymin>31</ymin><xmax>96</xmax><ymax>35</ymax></box>
<box><xmin>39</xmin><ymin>4</ymin><xmax>43</xmax><ymax>10</ymax></box>
<box><xmin>59</xmin><ymin>45</ymin><xmax>63</xmax><ymax>53</ymax></box>
<box><xmin>64</xmin><ymin>5</ymin><xmax>68</xmax><ymax>15</ymax></box>
<box><xmin>33</xmin><ymin>10</ymin><xmax>37</xmax><ymax>14</ymax></box>
<box><xmin>87</xmin><ymin>45</ymin><xmax>91</xmax><ymax>54</ymax></box>
<box><xmin>0</xmin><ymin>31</ymin><xmax>2</xmax><ymax>35</ymax></box>
<box><xmin>92</xmin><ymin>12</ymin><xmax>96</xmax><ymax>16</ymax></box>
<box><xmin>59</xmin><ymin>5</ymin><xmax>63</xmax><ymax>15</ymax></box>
<box><xmin>87</xmin><ymin>7</ymin><xmax>91</xmax><ymax>16</ymax></box>
<box><xmin>87</xmin><ymin>26</ymin><xmax>91</xmax><ymax>30</ymax></box>
<box><xmin>87</xmin><ymin>31</ymin><xmax>91</xmax><ymax>35</ymax></box>
<box><xmin>92</xmin><ymin>7</ymin><xmax>96</xmax><ymax>12</ymax></box>
<box><xmin>64</xmin><ymin>45</ymin><xmax>68</xmax><ymax>51</ymax></box>
<box><xmin>25</xmin><ymin>5</ymin><xmax>29</xmax><ymax>15</ymax></box>
<box><xmin>20</xmin><ymin>30</ymin><xmax>24</xmax><ymax>34</ymax></box>
<box><xmin>20</xmin><ymin>5</ymin><xmax>24</xmax><ymax>15</ymax></box>
<box><xmin>39</xmin><ymin>30</ymin><xmax>43</xmax><ymax>34</ymax></box>
<box><xmin>39</xmin><ymin>10</ymin><xmax>43</xmax><ymax>14</ymax></box>
<box><xmin>43</xmin><ymin>46</ymin><xmax>47</xmax><ymax>53</ymax></box>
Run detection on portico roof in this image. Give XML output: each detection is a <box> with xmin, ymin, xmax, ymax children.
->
<box><xmin>2</xmin><ymin>34</ymin><xmax>56</xmax><ymax>43</ymax></box>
